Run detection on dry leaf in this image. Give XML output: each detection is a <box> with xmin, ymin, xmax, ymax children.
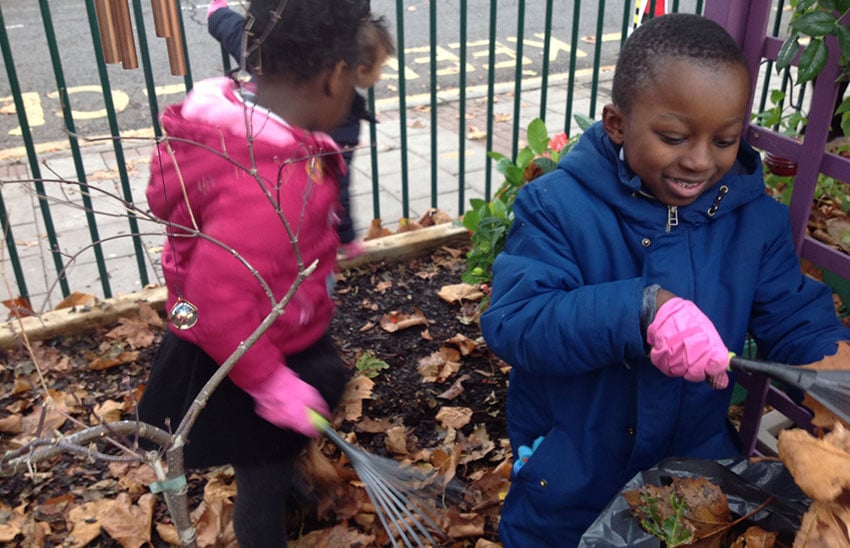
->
<box><xmin>290</xmin><ymin>523</ymin><xmax>375</xmax><ymax>547</ymax></box>
<box><xmin>385</xmin><ymin>425</ymin><xmax>409</xmax><ymax>455</ymax></box>
<box><xmin>105</xmin><ymin>317</ymin><xmax>156</xmax><ymax>349</ymax></box>
<box><xmin>436</xmin><ymin>407</ymin><xmax>473</xmax><ymax>430</ymax></box>
<box><xmin>0</xmin><ymin>414</ymin><xmax>22</xmax><ymax>434</ymax></box>
<box><xmin>793</xmin><ymin>501</ymin><xmax>850</xmax><ymax>548</ymax></box>
<box><xmin>460</xmin><ymin>424</ymin><xmax>496</xmax><ymax>465</ymax></box>
<box><xmin>3</xmin><ymin>296</ymin><xmax>35</xmax><ymax>318</ymax></box>
<box><xmin>417</xmin><ymin>348</ymin><xmax>463</xmax><ymax>383</ymax></box>
<box><xmin>447</xmin><ymin>333</ymin><xmax>478</xmax><ymax>356</ymax></box>
<box><xmin>446</xmin><ymin>507</ymin><xmax>486</xmax><ymax>538</ymax></box>
<box><xmin>100</xmin><ymin>492</ymin><xmax>154</xmax><ymax>548</ymax></box>
<box><xmin>137</xmin><ymin>302</ymin><xmax>164</xmax><ymax>328</ymax></box>
<box><xmin>109</xmin><ymin>463</ymin><xmax>158</xmax><ymax>496</ymax></box>
<box><xmin>55</xmin><ymin>291</ymin><xmax>97</xmax><ymax>310</ymax></box>
<box><xmin>191</xmin><ymin>496</ymin><xmax>236</xmax><ymax>548</ymax></box>
<box><xmin>337</xmin><ymin>374</ymin><xmax>374</xmax><ymax>422</ymax></box>
<box><xmin>438</xmin><ymin>374</ymin><xmax>471</xmax><ymax>400</ymax></box>
<box><xmin>374</xmin><ymin>280</ymin><xmax>392</xmax><ymax>293</ymax></box>
<box><xmin>364</xmin><ymin>218</ymin><xmax>393</xmax><ymax>241</ymax></box>
<box><xmin>93</xmin><ymin>399</ymin><xmax>125</xmax><ymax>423</ymax></box>
<box><xmin>67</xmin><ymin>499</ymin><xmax>110</xmax><ymax>547</ymax></box>
<box><xmin>437</xmin><ymin>283</ymin><xmax>485</xmax><ymax>304</ymax></box>
<box><xmin>0</xmin><ymin>503</ymin><xmax>26</xmax><ymax>542</ymax></box>
<box><xmin>778</xmin><ymin>425</ymin><xmax>850</xmax><ymax>502</ymax></box>
<box><xmin>88</xmin><ymin>350</ymin><xmax>139</xmax><ymax>371</ymax></box>
<box><xmin>416</xmin><ymin>208</ymin><xmax>454</xmax><ymax>226</ymax></box>
<box><xmin>825</xmin><ymin>216</ymin><xmax>850</xmax><ymax>253</ymax></box>
<box><xmin>379</xmin><ymin>308</ymin><xmax>430</xmax><ymax>333</ymax></box>
<box><xmin>730</xmin><ymin>525</ymin><xmax>777</xmax><ymax>547</ymax></box>
<box><xmin>396</xmin><ymin>217</ymin><xmax>424</xmax><ymax>233</ymax></box>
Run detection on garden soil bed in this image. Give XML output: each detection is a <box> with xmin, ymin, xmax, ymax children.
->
<box><xmin>0</xmin><ymin>244</ymin><xmax>512</xmax><ymax>547</ymax></box>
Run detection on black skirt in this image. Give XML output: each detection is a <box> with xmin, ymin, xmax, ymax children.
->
<box><xmin>137</xmin><ymin>330</ymin><xmax>350</xmax><ymax>469</ymax></box>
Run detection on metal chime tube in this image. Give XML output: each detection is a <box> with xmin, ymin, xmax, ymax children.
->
<box><xmin>113</xmin><ymin>0</ymin><xmax>138</xmax><ymax>69</ymax></box>
<box><xmin>163</xmin><ymin>0</ymin><xmax>187</xmax><ymax>75</ymax></box>
<box><xmin>94</xmin><ymin>0</ymin><xmax>121</xmax><ymax>64</ymax></box>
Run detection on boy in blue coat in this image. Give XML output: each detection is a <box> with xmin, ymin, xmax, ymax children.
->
<box><xmin>480</xmin><ymin>13</ymin><xmax>850</xmax><ymax>547</ymax></box>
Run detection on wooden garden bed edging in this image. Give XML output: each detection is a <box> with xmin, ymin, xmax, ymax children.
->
<box><xmin>0</xmin><ymin>223</ymin><xmax>470</xmax><ymax>348</ymax></box>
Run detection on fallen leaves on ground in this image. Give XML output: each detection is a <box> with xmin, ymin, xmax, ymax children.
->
<box><xmin>0</xmin><ymin>247</ymin><xmax>511</xmax><ymax>546</ymax></box>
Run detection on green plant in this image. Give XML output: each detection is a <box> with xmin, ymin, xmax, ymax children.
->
<box><xmin>355</xmin><ymin>350</ymin><xmax>390</xmax><ymax>378</ymax></box>
<box><xmin>751</xmin><ymin>89</ymin><xmax>808</xmax><ymax>137</ymax></box>
<box><xmin>637</xmin><ymin>490</ymin><xmax>695</xmax><ymax>548</ymax></box>
<box><xmin>461</xmin><ymin>115</ymin><xmax>592</xmax><ymax>289</ymax></box>
<box><xmin>777</xmin><ymin>0</ymin><xmax>850</xmax><ymax>135</ymax></box>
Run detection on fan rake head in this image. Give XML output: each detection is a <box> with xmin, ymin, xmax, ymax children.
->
<box><xmin>309</xmin><ymin>411</ymin><xmax>449</xmax><ymax>547</ymax></box>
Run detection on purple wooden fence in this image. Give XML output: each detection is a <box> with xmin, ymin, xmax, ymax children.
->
<box><xmin>708</xmin><ymin>0</ymin><xmax>850</xmax><ymax>278</ymax></box>
<box><xmin>707</xmin><ymin>0</ymin><xmax>849</xmax><ymax>455</ymax></box>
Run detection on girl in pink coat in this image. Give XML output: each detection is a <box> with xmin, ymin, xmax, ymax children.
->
<box><xmin>138</xmin><ymin>1</ymin><xmax>370</xmax><ymax>545</ymax></box>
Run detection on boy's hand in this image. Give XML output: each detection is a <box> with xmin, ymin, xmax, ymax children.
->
<box><xmin>252</xmin><ymin>366</ymin><xmax>330</xmax><ymax>437</ymax></box>
<box><xmin>646</xmin><ymin>297</ymin><xmax>730</xmax><ymax>389</ymax></box>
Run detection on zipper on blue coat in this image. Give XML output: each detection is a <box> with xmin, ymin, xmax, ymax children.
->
<box><xmin>666</xmin><ymin>205</ymin><xmax>678</xmax><ymax>233</ymax></box>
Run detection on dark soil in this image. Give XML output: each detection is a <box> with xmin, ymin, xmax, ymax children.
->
<box><xmin>0</xmin><ymin>245</ymin><xmax>510</xmax><ymax>546</ymax></box>
<box><xmin>330</xmin><ymin>248</ymin><xmax>508</xmax><ymax>456</ymax></box>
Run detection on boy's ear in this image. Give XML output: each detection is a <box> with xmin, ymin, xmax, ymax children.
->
<box><xmin>602</xmin><ymin>104</ymin><xmax>625</xmax><ymax>145</ymax></box>
<box><xmin>325</xmin><ymin>60</ymin><xmax>352</xmax><ymax>98</ymax></box>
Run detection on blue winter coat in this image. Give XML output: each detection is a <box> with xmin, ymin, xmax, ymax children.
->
<box><xmin>480</xmin><ymin>121</ymin><xmax>849</xmax><ymax>547</ymax></box>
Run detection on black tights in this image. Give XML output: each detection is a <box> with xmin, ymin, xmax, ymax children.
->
<box><xmin>233</xmin><ymin>459</ymin><xmax>295</xmax><ymax>547</ymax></box>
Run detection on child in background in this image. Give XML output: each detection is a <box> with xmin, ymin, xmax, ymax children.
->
<box><xmin>137</xmin><ymin>0</ymin><xmax>369</xmax><ymax>545</ymax></box>
<box><xmin>480</xmin><ymin>13</ymin><xmax>850</xmax><ymax>547</ymax></box>
<box><xmin>207</xmin><ymin>0</ymin><xmax>394</xmax><ymax>260</ymax></box>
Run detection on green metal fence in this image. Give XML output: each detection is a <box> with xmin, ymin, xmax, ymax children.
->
<box><xmin>0</xmin><ymin>0</ymin><xmax>823</xmax><ymax>312</ymax></box>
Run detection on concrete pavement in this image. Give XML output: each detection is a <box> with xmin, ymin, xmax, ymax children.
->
<box><xmin>0</xmin><ymin>70</ymin><xmax>614</xmax><ymax>312</ymax></box>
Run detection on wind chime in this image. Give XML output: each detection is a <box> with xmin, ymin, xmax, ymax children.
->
<box><xmin>94</xmin><ymin>0</ymin><xmax>198</xmax><ymax>328</ymax></box>
<box><xmin>93</xmin><ymin>0</ymin><xmax>187</xmax><ymax>76</ymax></box>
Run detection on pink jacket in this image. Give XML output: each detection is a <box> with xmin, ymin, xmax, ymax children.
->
<box><xmin>146</xmin><ymin>77</ymin><xmax>343</xmax><ymax>394</ymax></box>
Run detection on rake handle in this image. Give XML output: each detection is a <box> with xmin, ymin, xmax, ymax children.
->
<box><xmin>729</xmin><ymin>356</ymin><xmax>817</xmax><ymax>390</ymax></box>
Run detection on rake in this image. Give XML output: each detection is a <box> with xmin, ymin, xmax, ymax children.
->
<box><xmin>729</xmin><ymin>356</ymin><xmax>850</xmax><ymax>424</ymax></box>
<box><xmin>308</xmin><ymin>410</ymin><xmax>446</xmax><ymax>547</ymax></box>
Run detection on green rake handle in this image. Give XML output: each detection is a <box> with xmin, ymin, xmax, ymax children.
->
<box><xmin>307</xmin><ymin>408</ymin><xmax>331</xmax><ymax>431</ymax></box>
<box><xmin>306</xmin><ymin>408</ymin><xmax>358</xmax><ymax>460</ymax></box>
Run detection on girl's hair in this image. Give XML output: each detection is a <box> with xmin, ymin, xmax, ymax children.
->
<box><xmin>358</xmin><ymin>16</ymin><xmax>395</xmax><ymax>69</ymax></box>
<box><xmin>245</xmin><ymin>0</ymin><xmax>370</xmax><ymax>82</ymax></box>
<box><xmin>612</xmin><ymin>13</ymin><xmax>748</xmax><ymax>113</ymax></box>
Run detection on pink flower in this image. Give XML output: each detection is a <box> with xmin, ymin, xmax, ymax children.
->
<box><xmin>548</xmin><ymin>132</ymin><xmax>569</xmax><ymax>152</ymax></box>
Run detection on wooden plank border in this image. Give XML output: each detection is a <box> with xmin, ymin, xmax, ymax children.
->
<box><xmin>0</xmin><ymin>223</ymin><xmax>470</xmax><ymax>348</ymax></box>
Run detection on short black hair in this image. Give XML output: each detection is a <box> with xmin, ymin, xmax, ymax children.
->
<box><xmin>612</xmin><ymin>13</ymin><xmax>748</xmax><ymax>113</ymax></box>
<box><xmin>245</xmin><ymin>0</ymin><xmax>370</xmax><ymax>82</ymax></box>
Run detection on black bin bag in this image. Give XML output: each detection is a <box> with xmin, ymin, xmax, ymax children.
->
<box><xmin>578</xmin><ymin>457</ymin><xmax>810</xmax><ymax>547</ymax></box>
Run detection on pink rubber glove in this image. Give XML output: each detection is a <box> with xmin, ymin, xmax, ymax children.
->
<box><xmin>251</xmin><ymin>366</ymin><xmax>330</xmax><ymax>437</ymax></box>
<box><xmin>207</xmin><ymin>0</ymin><xmax>228</xmax><ymax>18</ymax></box>
<box><xmin>646</xmin><ymin>297</ymin><xmax>730</xmax><ymax>389</ymax></box>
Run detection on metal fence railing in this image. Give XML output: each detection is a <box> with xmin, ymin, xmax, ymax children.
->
<box><xmin>0</xmin><ymin>0</ymin><xmax>846</xmax><ymax>312</ymax></box>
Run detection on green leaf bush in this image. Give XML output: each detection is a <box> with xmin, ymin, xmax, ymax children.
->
<box><xmin>461</xmin><ymin>115</ymin><xmax>592</xmax><ymax>294</ymax></box>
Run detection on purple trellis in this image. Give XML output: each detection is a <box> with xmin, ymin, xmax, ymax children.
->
<box><xmin>706</xmin><ymin>0</ymin><xmax>849</xmax><ymax>455</ymax></box>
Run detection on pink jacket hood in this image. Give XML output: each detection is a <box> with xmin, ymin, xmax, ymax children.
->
<box><xmin>146</xmin><ymin>77</ymin><xmax>343</xmax><ymax>393</ymax></box>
